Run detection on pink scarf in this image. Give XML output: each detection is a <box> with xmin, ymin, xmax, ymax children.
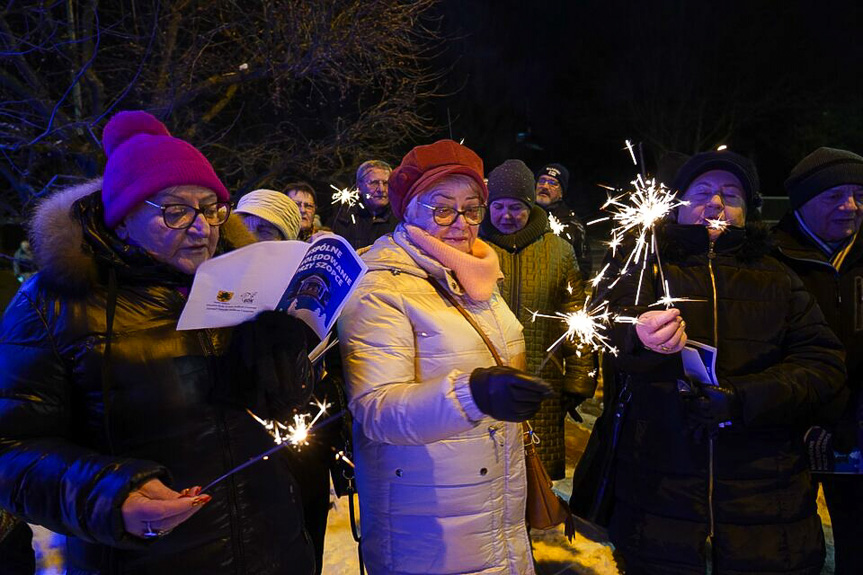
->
<box><xmin>405</xmin><ymin>225</ymin><xmax>500</xmax><ymax>301</ymax></box>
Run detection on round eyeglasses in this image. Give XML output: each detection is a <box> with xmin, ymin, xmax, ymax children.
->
<box><xmin>417</xmin><ymin>202</ymin><xmax>487</xmax><ymax>226</ymax></box>
<box><xmin>145</xmin><ymin>200</ymin><xmax>232</xmax><ymax>230</ymax></box>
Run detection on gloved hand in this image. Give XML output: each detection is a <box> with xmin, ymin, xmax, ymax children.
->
<box><xmin>683</xmin><ymin>383</ymin><xmax>742</xmax><ymax>442</ymax></box>
<box><xmin>468</xmin><ymin>366</ymin><xmax>553</xmax><ymax>422</ymax></box>
<box><xmin>223</xmin><ymin>310</ymin><xmax>315</xmax><ymax>420</ymax></box>
<box><xmin>562</xmin><ymin>392</ymin><xmax>585</xmax><ymax>422</ymax></box>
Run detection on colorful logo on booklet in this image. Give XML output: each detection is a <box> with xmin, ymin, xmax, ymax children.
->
<box><xmin>216</xmin><ymin>290</ymin><xmax>234</xmax><ymax>303</ymax></box>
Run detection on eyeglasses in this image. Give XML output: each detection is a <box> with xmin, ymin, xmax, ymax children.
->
<box><xmin>684</xmin><ymin>185</ymin><xmax>745</xmax><ymax>206</ymax></box>
<box><xmin>145</xmin><ymin>200</ymin><xmax>232</xmax><ymax>230</ymax></box>
<box><xmin>417</xmin><ymin>201</ymin><xmax>487</xmax><ymax>226</ymax></box>
<box><xmin>292</xmin><ymin>201</ymin><xmax>316</xmax><ymax>211</ymax></box>
<box><xmin>537</xmin><ymin>176</ymin><xmax>561</xmax><ymax>188</ymax></box>
<box><xmin>363</xmin><ymin>179</ymin><xmax>389</xmax><ymax>189</ymax></box>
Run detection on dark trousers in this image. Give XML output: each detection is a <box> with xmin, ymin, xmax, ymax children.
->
<box><xmin>0</xmin><ymin>521</ymin><xmax>35</xmax><ymax>575</ymax></box>
<box><xmin>821</xmin><ymin>474</ymin><xmax>863</xmax><ymax>575</ymax></box>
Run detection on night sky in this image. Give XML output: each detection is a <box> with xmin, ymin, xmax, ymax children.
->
<box><xmin>430</xmin><ymin>0</ymin><xmax>863</xmax><ymax>218</ymax></box>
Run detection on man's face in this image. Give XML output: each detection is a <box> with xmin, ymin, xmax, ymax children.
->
<box><xmin>677</xmin><ymin>170</ymin><xmax>746</xmax><ymax>241</ymax></box>
<box><xmin>490</xmin><ymin>198</ymin><xmax>531</xmax><ymax>234</ymax></box>
<box><xmin>798</xmin><ymin>184</ymin><xmax>863</xmax><ymax>243</ymax></box>
<box><xmin>287</xmin><ymin>190</ymin><xmax>316</xmax><ymax>233</ymax></box>
<box><xmin>358</xmin><ymin>167</ymin><xmax>391</xmax><ymax>213</ymax></box>
<box><xmin>535</xmin><ymin>175</ymin><xmax>562</xmax><ymax>206</ymax></box>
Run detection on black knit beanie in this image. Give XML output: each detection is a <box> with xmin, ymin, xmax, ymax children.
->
<box><xmin>488</xmin><ymin>159</ymin><xmax>536</xmax><ymax>207</ymax></box>
<box><xmin>536</xmin><ymin>163</ymin><xmax>570</xmax><ymax>193</ymax></box>
<box><xmin>671</xmin><ymin>150</ymin><xmax>762</xmax><ymax>210</ymax></box>
<box><xmin>785</xmin><ymin>147</ymin><xmax>863</xmax><ymax>210</ymax></box>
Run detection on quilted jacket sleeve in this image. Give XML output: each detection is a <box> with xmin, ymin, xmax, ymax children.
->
<box><xmin>724</xmin><ymin>267</ymin><xmax>848</xmax><ymax>427</ymax></box>
<box><xmin>560</xmin><ymin>245</ymin><xmax>597</xmax><ymax>398</ymax></box>
<box><xmin>0</xmin><ymin>288</ymin><xmax>167</xmax><ymax>548</ymax></box>
<box><xmin>338</xmin><ymin>282</ymin><xmax>482</xmax><ymax>446</ymax></box>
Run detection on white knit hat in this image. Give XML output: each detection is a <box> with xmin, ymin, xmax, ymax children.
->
<box><xmin>235</xmin><ymin>189</ymin><xmax>302</xmax><ymax>240</ymax></box>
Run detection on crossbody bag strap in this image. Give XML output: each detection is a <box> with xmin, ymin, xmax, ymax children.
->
<box><xmin>427</xmin><ymin>277</ymin><xmax>504</xmax><ymax>367</ymax></box>
<box><xmin>426</xmin><ymin>278</ymin><xmax>534</xmax><ymax>440</ymax></box>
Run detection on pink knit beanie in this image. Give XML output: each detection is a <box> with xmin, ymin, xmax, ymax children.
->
<box><xmin>101</xmin><ymin>111</ymin><xmax>229</xmax><ymax>228</ymax></box>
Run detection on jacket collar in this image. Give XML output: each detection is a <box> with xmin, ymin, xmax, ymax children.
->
<box><xmin>479</xmin><ymin>205</ymin><xmax>549</xmax><ymax>252</ymax></box>
<box><xmin>773</xmin><ymin>211</ymin><xmax>863</xmax><ymax>270</ymax></box>
<box><xmin>659</xmin><ymin>222</ymin><xmax>771</xmax><ymax>262</ymax></box>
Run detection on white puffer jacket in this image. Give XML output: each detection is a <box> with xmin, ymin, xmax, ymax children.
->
<box><xmin>338</xmin><ymin>228</ymin><xmax>534</xmax><ymax>575</ymax></box>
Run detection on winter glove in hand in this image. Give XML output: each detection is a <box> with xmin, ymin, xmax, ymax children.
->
<box><xmin>684</xmin><ymin>384</ymin><xmax>742</xmax><ymax>442</ymax></box>
<box><xmin>562</xmin><ymin>392</ymin><xmax>585</xmax><ymax>422</ymax></box>
<box><xmin>226</xmin><ymin>310</ymin><xmax>315</xmax><ymax>420</ymax></box>
<box><xmin>469</xmin><ymin>366</ymin><xmax>553</xmax><ymax>422</ymax></box>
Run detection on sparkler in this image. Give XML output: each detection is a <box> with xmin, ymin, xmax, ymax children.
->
<box><xmin>594</xmin><ymin>174</ymin><xmax>689</xmax><ymax>305</ymax></box>
<box><xmin>529</xmin><ymin>297</ymin><xmax>620</xmax><ymax>358</ymax></box>
<box><xmin>548</xmin><ymin>213</ymin><xmax>566</xmax><ymax>236</ymax></box>
<box><xmin>201</xmin><ymin>400</ymin><xmax>342</xmax><ymax>494</ymax></box>
<box><xmin>330</xmin><ymin>184</ymin><xmax>360</xmax><ymax>208</ymax></box>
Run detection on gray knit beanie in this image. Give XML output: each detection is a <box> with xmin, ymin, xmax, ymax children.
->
<box><xmin>488</xmin><ymin>159</ymin><xmax>536</xmax><ymax>207</ymax></box>
<box><xmin>785</xmin><ymin>147</ymin><xmax>863</xmax><ymax>210</ymax></box>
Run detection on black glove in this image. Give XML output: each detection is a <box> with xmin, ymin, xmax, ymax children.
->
<box><xmin>562</xmin><ymin>392</ymin><xmax>585</xmax><ymax>422</ymax></box>
<box><xmin>222</xmin><ymin>310</ymin><xmax>315</xmax><ymax>420</ymax></box>
<box><xmin>683</xmin><ymin>383</ymin><xmax>742</xmax><ymax>442</ymax></box>
<box><xmin>468</xmin><ymin>366</ymin><xmax>553</xmax><ymax>422</ymax></box>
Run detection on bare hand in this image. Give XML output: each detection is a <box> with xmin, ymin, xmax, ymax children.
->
<box><xmin>121</xmin><ymin>479</ymin><xmax>211</xmax><ymax>539</ymax></box>
<box><xmin>635</xmin><ymin>308</ymin><xmax>687</xmax><ymax>354</ymax></box>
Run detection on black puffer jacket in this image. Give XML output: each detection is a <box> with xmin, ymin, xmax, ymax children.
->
<box><xmin>540</xmin><ymin>199</ymin><xmax>592</xmax><ymax>280</ymax></box>
<box><xmin>773</xmin><ymin>213</ymin><xmax>863</xmax><ymax>453</ymax></box>
<box><xmin>329</xmin><ymin>203</ymin><xmax>398</xmax><ymax>250</ymax></box>
<box><xmin>0</xmin><ymin>182</ymin><xmax>316</xmax><ymax>574</ymax></box>
<box><xmin>597</xmin><ymin>223</ymin><xmax>847</xmax><ymax>574</ymax></box>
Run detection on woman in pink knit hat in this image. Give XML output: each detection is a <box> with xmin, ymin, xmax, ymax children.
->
<box><xmin>0</xmin><ymin>111</ymin><xmax>316</xmax><ymax>574</ymax></box>
<box><xmin>338</xmin><ymin>139</ymin><xmax>552</xmax><ymax>574</ymax></box>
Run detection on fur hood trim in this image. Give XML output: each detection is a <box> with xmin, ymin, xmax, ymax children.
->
<box><xmin>28</xmin><ymin>179</ymin><xmax>256</xmax><ymax>294</ymax></box>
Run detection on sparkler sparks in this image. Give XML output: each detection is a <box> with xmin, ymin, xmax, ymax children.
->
<box><xmin>624</xmin><ymin>139</ymin><xmax>637</xmax><ymax>165</ymax></box>
<box><xmin>705</xmin><ymin>217</ymin><xmax>728</xmax><ymax>232</ymax></box>
<box><xmin>529</xmin><ymin>298</ymin><xmax>619</xmax><ymax>357</ymax></box>
<box><xmin>247</xmin><ymin>398</ymin><xmax>332</xmax><ymax>447</ymax></box>
<box><xmin>548</xmin><ymin>214</ymin><xmax>566</xmax><ymax>236</ymax></box>
<box><xmin>330</xmin><ymin>184</ymin><xmax>360</xmax><ymax>207</ymax></box>
<box><xmin>598</xmin><ymin>175</ymin><xmax>689</xmax><ymax>304</ymax></box>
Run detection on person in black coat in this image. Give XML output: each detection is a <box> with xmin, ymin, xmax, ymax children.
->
<box><xmin>574</xmin><ymin>151</ymin><xmax>847</xmax><ymax>574</ymax></box>
<box><xmin>0</xmin><ymin>111</ymin><xmax>316</xmax><ymax>574</ymax></box>
<box><xmin>329</xmin><ymin>160</ymin><xmax>398</xmax><ymax>250</ymax></box>
<box><xmin>772</xmin><ymin>146</ymin><xmax>863</xmax><ymax>575</ymax></box>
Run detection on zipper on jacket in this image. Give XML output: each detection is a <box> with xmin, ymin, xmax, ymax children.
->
<box><xmin>199</xmin><ymin>329</ymin><xmax>247</xmax><ymax>572</ymax></box>
<box><xmin>511</xmin><ymin>251</ymin><xmax>522</xmax><ymax>320</ymax></box>
<box><xmin>706</xmin><ymin>241</ymin><xmax>718</xmax><ymax>574</ymax></box>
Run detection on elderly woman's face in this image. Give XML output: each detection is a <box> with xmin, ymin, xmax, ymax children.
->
<box><xmin>407</xmin><ymin>177</ymin><xmax>484</xmax><ymax>253</ymax></box>
<box><xmin>116</xmin><ymin>185</ymin><xmax>220</xmax><ymax>274</ymax></box>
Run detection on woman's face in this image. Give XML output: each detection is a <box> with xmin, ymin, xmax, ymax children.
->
<box><xmin>406</xmin><ymin>177</ymin><xmax>484</xmax><ymax>253</ymax></box>
<box><xmin>116</xmin><ymin>185</ymin><xmax>221</xmax><ymax>274</ymax></box>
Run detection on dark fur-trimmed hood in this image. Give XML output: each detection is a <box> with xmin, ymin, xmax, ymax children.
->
<box><xmin>28</xmin><ymin>179</ymin><xmax>255</xmax><ymax>294</ymax></box>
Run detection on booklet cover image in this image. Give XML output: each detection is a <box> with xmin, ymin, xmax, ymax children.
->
<box><xmin>278</xmin><ymin>236</ymin><xmax>365</xmax><ymax>337</ymax></box>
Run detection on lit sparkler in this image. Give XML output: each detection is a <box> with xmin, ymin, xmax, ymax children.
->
<box><xmin>548</xmin><ymin>213</ymin><xmax>566</xmax><ymax>236</ymax></box>
<box><xmin>597</xmin><ymin>175</ymin><xmax>689</xmax><ymax>305</ymax></box>
<box><xmin>330</xmin><ymin>185</ymin><xmax>360</xmax><ymax>208</ymax></box>
<box><xmin>248</xmin><ymin>398</ymin><xmax>332</xmax><ymax>446</ymax></box>
<box><xmin>202</xmin><ymin>402</ymin><xmax>343</xmax><ymax>494</ymax></box>
<box><xmin>529</xmin><ymin>297</ymin><xmax>619</xmax><ymax>357</ymax></box>
<box><xmin>705</xmin><ymin>217</ymin><xmax>728</xmax><ymax>232</ymax></box>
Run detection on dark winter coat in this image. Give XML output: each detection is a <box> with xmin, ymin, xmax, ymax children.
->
<box><xmin>0</xmin><ymin>182</ymin><xmax>316</xmax><ymax>575</ymax></box>
<box><xmin>595</xmin><ymin>223</ymin><xmax>847</xmax><ymax>574</ymax></box>
<box><xmin>540</xmin><ymin>199</ymin><xmax>592</xmax><ymax>280</ymax></box>
<box><xmin>481</xmin><ymin>206</ymin><xmax>595</xmax><ymax>479</ymax></box>
<box><xmin>329</xmin><ymin>203</ymin><xmax>398</xmax><ymax>250</ymax></box>
<box><xmin>773</xmin><ymin>213</ymin><xmax>863</xmax><ymax>454</ymax></box>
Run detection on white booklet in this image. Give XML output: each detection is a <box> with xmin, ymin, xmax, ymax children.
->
<box><xmin>177</xmin><ymin>234</ymin><xmax>367</xmax><ymax>340</ymax></box>
<box><xmin>680</xmin><ymin>340</ymin><xmax>718</xmax><ymax>386</ymax></box>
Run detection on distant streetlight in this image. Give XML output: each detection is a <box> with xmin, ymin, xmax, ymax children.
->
<box><xmin>716</xmin><ymin>144</ymin><xmax>728</xmax><ymax>151</ymax></box>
